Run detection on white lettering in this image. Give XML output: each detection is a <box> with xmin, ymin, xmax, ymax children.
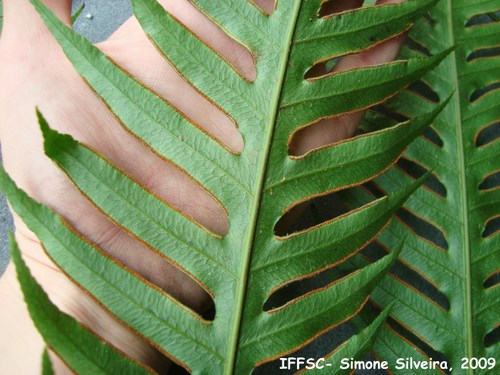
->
<box><xmin>279</xmin><ymin>358</ymin><xmax>287</xmax><ymax>370</ymax></box>
<box><xmin>340</xmin><ymin>358</ymin><xmax>350</xmax><ymax>370</ymax></box>
<box><xmin>315</xmin><ymin>359</ymin><xmax>325</xmax><ymax>369</ymax></box>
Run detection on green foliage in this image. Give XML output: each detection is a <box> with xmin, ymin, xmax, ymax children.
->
<box><xmin>3</xmin><ymin>0</ymin><xmax>496</xmax><ymax>374</ymax></box>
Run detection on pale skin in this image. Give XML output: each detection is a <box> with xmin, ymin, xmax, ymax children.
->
<box><xmin>0</xmin><ymin>0</ymin><xmax>405</xmax><ymax>373</ymax></box>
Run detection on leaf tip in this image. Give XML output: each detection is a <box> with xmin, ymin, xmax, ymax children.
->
<box><xmin>440</xmin><ymin>46</ymin><xmax>456</xmax><ymax>60</ymax></box>
<box><xmin>384</xmin><ymin>240</ymin><xmax>404</xmax><ymax>269</ymax></box>
<box><xmin>38</xmin><ymin>110</ymin><xmax>77</xmax><ymax>160</ymax></box>
<box><xmin>374</xmin><ymin>302</ymin><xmax>394</xmax><ymax>329</ymax></box>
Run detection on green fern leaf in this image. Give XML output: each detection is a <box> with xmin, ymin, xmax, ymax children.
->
<box><xmin>0</xmin><ymin>0</ymin><xmax>453</xmax><ymax>373</ymax></box>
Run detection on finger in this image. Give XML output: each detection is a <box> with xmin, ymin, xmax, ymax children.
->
<box><xmin>289</xmin><ymin>0</ymin><xmax>407</xmax><ymax>156</ymax></box>
<box><xmin>98</xmin><ymin>20</ymin><xmax>245</xmax><ymax>156</ymax></box>
<box><xmin>99</xmin><ymin>0</ymin><xmax>252</xmax><ymax>156</ymax></box>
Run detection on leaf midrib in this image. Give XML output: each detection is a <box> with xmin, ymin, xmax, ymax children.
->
<box><xmin>225</xmin><ymin>3</ymin><xmax>304</xmax><ymax>373</ymax></box>
<box><xmin>446</xmin><ymin>0</ymin><xmax>474</xmax><ymax>368</ymax></box>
